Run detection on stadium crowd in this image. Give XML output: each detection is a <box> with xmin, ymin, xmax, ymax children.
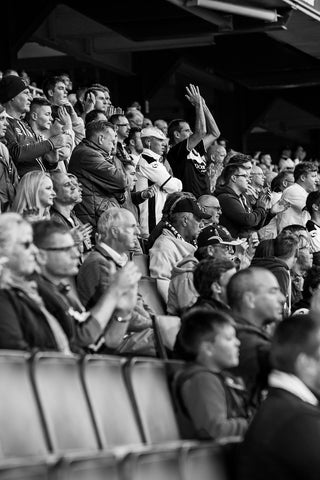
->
<box><xmin>0</xmin><ymin>69</ymin><xmax>320</xmax><ymax>478</ymax></box>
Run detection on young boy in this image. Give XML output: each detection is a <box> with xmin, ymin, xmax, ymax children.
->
<box><xmin>172</xmin><ymin>308</ymin><xmax>250</xmax><ymax>440</ymax></box>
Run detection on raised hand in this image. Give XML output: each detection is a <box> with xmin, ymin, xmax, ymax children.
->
<box><xmin>185</xmin><ymin>84</ymin><xmax>202</xmax><ymax>108</ymax></box>
<box><xmin>57</xmin><ymin>106</ymin><xmax>72</xmax><ymax>129</ymax></box>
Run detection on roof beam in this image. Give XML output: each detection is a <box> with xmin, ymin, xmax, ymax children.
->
<box><xmin>186</xmin><ymin>0</ymin><xmax>278</xmax><ymax>22</ymax></box>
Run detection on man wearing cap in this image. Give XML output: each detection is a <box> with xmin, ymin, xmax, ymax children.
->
<box><xmin>136</xmin><ymin>126</ymin><xmax>182</xmax><ymax>237</ymax></box>
<box><xmin>167</xmin><ymin>84</ymin><xmax>220</xmax><ymax>199</ymax></box>
<box><xmin>149</xmin><ymin>196</ymin><xmax>210</xmax><ymax>301</ymax></box>
<box><xmin>167</xmin><ymin>223</ymin><xmax>243</xmax><ymax>316</ymax></box>
<box><xmin>0</xmin><ymin>75</ymin><xmax>68</xmax><ymax>176</ymax></box>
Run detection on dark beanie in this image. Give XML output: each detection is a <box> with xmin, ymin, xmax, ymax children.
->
<box><xmin>0</xmin><ymin>75</ymin><xmax>28</xmax><ymax>104</ymax></box>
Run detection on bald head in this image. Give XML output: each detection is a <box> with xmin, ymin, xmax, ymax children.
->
<box><xmin>198</xmin><ymin>195</ymin><xmax>221</xmax><ymax>225</ymax></box>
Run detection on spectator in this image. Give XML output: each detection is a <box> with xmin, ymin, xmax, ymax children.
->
<box><xmin>258</xmin><ymin>152</ymin><xmax>273</xmax><ymax>169</ymax></box>
<box><xmin>154</xmin><ymin>119</ymin><xmax>168</xmax><ymax>136</ymax></box>
<box><xmin>198</xmin><ymin>194</ymin><xmax>222</xmax><ymax>227</ymax></box>
<box><xmin>216</xmin><ymin>162</ymin><xmax>268</xmax><ymax>238</ymax></box>
<box><xmin>126</xmin><ymin>108</ymin><xmax>144</xmax><ymax>129</ymax></box>
<box><xmin>50</xmin><ymin>171</ymin><xmax>93</xmax><ymax>258</ymax></box>
<box><xmin>192</xmin><ymin>258</ymin><xmax>236</xmax><ymax>311</ymax></box>
<box><xmin>207</xmin><ymin>142</ymin><xmax>227</xmax><ymax>193</ymax></box>
<box><xmin>167</xmin><ymin>84</ymin><xmax>220</xmax><ymax>198</ymax></box>
<box><xmin>109</xmin><ymin>114</ymin><xmax>132</xmax><ymax>165</ymax></box>
<box><xmin>76</xmin><ymin>208</ymin><xmax>157</xmax><ymax>356</ymax></box>
<box><xmin>292</xmin><ymin>265</ymin><xmax>320</xmax><ymax>315</ymax></box>
<box><xmin>226</xmin><ymin>267</ymin><xmax>285</xmax><ymax>407</ymax></box>
<box><xmin>167</xmin><ymin>224</ymin><xmax>240</xmax><ymax>316</ymax></box>
<box><xmin>277</xmin><ymin>162</ymin><xmax>318</xmax><ymax>232</ymax></box>
<box><xmin>42</xmin><ymin>75</ymin><xmax>85</xmax><ymax>145</ymax></box>
<box><xmin>306</xmin><ymin>190</ymin><xmax>320</xmax><ymax>265</ymax></box>
<box><xmin>0</xmin><ymin>75</ymin><xmax>67</xmax><ymax>176</ymax></box>
<box><xmin>0</xmin><ymin>213</ymin><xmax>140</xmax><ymax>353</ymax></box>
<box><xmin>68</xmin><ymin>120</ymin><xmax>127</xmax><ymax>231</ymax></box>
<box><xmin>147</xmin><ymin>191</ymin><xmax>195</xmax><ymax>251</ymax></box>
<box><xmin>172</xmin><ymin>309</ymin><xmax>249</xmax><ymax>440</ymax></box>
<box><xmin>237</xmin><ymin>313</ymin><xmax>320</xmax><ymax>480</ymax></box>
<box><xmin>84</xmin><ymin>109</ymin><xmax>107</xmax><ymax>127</ymax></box>
<box><xmin>0</xmin><ymin>103</ymin><xmax>18</xmax><ymax>212</ymax></box>
<box><xmin>136</xmin><ymin>126</ymin><xmax>182</xmax><ymax>237</ymax></box>
<box><xmin>124</xmin><ymin>127</ymin><xmax>144</xmax><ymax>167</ymax></box>
<box><xmin>12</xmin><ymin>171</ymin><xmax>56</xmax><ymax>221</ymax></box>
<box><xmin>149</xmin><ymin>196</ymin><xmax>210</xmax><ymax>301</ymax></box>
<box><xmin>251</xmin><ymin>230</ymin><xmax>299</xmax><ymax>315</ymax></box>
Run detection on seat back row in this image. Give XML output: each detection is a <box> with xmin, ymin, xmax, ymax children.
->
<box><xmin>0</xmin><ymin>351</ymin><xmax>230</xmax><ymax>479</ymax></box>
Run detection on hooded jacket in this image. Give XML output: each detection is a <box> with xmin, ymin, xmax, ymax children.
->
<box><xmin>167</xmin><ymin>256</ymin><xmax>199</xmax><ymax>315</ymax></box>
<box><xmin>215</xmin><ymin>184</ymin><xmax>266</xmax><ymax>238</ymax></box>
<box><xmin>250</xmin><ymin>256</ymin><xmax>290</xmax><ymax>300</ymax></box>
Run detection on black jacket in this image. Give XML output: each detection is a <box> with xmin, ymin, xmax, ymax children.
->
<box><xmin>215</xmin><ymin>184</ymin><xmax>266</xmax><ymax>238</ymax></box>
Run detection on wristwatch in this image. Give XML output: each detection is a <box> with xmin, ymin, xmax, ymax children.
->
<box><xmin>114</xmin><ymin>314</ymin><xmax>130</xmax><ymax>323</ymax></box>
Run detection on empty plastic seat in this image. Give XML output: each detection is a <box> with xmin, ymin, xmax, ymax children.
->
<box><xmin>124</xmin><ymin>358</ymin><xmax>182</xmax><ymax>444</ymax></box>
<box><xmin>0</xmin><ymin>352</ymin><xmax>48</xmax><ymax>459</ymax></box>
<box><xmin>81</xmin><ymin>355</ymin><xmax>143</xmax><ymax>448</ymax></box>
<box><xmin>31</xmin><ymin>353</ymin><xmax>99</xmax><ymax>455</ymax></box>
<box><xmin>131</xmin><ymin>254</ymin><xmax>150</xmax><ymax>277</ymax></box>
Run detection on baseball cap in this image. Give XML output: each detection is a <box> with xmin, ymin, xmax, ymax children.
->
<box><xmin>140</xmin><ymin>127</ymin><xmax>167</xmax><ymax>141</ymax></box>
<box><xmin>170</xmin><ymin>197</ymin><xmax>211</xmax><ymax>220</ymax></box>
<box><xmin>0</xmin><ymin>75</ymin><xmax>29</xmax><ymax>104</ymax></box>
<box><xmin>197</xmin><ymin>225</ymin><xmax>245</xmax><ymax>248</ymax></box>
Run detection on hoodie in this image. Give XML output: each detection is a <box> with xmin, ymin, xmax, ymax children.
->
<box><xmin>215</xmin><ymin>184</ymin><xmax>266</xmax><ymax>238</ymax></box>
<box><xmin>250</xmin><ymin>256</ymin><xmax>290</xmax><ymax>300</ymax></box>
<box><xmin>167</xmin><ymin>256</ymin><xmax>199</xmax><ymax>315</ymax></box>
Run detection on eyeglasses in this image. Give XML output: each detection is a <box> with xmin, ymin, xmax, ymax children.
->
<box><xmin>41</xmin><ymin>244</ymin><xmax>77</xmax><ymax>252</ymax></box>
<box><xmin>116</xmin><ymin>123</ymin><xmax>130</xmax><ymax>127</ymax></box>
<box><xmin>234</xmin><ymin>174</ymin><xmax>250</xmax><ymax>179</ymax></box>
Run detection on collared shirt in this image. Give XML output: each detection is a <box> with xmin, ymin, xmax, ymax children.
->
<box><xmin>99</xmin><ymin>241</ymin><xmax>128</xmax><ymax>268</ymax></box>
<box><xmin>269</xmin><ymin>369</ymin><xmax>318</xmax><ymax>406</ymax></box>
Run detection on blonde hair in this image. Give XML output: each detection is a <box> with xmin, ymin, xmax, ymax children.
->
<box><xmin>12</xmin><ymin>171</ymin><xmax>52</xmax><ymax>219</ymax></box>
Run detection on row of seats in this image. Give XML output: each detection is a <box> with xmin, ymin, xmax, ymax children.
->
<box><xmin>0</xmin><ymin>352</ymin><xmax>232</xmax><ymax>479</ymax></box>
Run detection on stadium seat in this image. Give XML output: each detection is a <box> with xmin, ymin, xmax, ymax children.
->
<box><xmin>153</xmin><ymin>315</ymin><xmax>181</xmax><ymax>359</ymax></box>
<box><xmin>0</xmin><ymin>459</ymin><xmax>51</xmax><ymax>480</ymax></box>
<box><xmin>31</xmin><ymin>353</ymin><xmax>99</xmax><ymax>455</ymax></box>
<box><xmin>121</xmin><ymin>448</ymin><xmax>181</xmax><ymax>480</ymax></box>
<box><xmin>138</xmin><ymin>278</ymin><xmax>166</xmax><ymax>316</ymax></box>
<box><xmin>0</xmin><ymin>352</ymin><xmax>48</xmax><ymax>459</ymax></box>
<box><xmin>131</xmin><ymin>254</ymin><xmax>150</xmax><ymax>277</ymax></box>
<box><xmin>54</xmin><ymin>452</ymin><xmax>120</xmax><ymax>480</ymax></box>
<box><xmin>124</xmin><ymin>358</ymin><xmax>182</xmax><ymax>444</ymax></box>
<box><xmin>80</xmin><ymin>355</ymin><xmax>143</xmax><ymax>448</ymax></box>
<box><xmin>181</xmin><ymin>444</ymin><xmax>228</xmax><ymax>480</ymax></box>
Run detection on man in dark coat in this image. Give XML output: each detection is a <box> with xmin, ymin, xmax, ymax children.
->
<box><xmin>226</xmin><ymin>267</ymin><xmax>285</xmax><ymax>407</ymax></box>
<box><xmin>68</xmin><ymin>120</ymin><xmax>127</xmax><ymax>230</ymax></box>
<box><xmin>237</xmin><ymin>313</ymin><xmax>320</xmax><ymax>480</ymax></box>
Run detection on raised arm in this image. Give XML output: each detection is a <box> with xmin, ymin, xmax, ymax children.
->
<box><xmin>202</xmin><ymin>98</ymin><xmax>221</xmax><ymax>149</ymax></box>
<box><xmin>185</xmin><ymin>84</ymin><xmax>206</xmax><ymax>151</ymax></box>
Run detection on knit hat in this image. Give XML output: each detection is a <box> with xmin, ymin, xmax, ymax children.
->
<box><xmin>0</xmin><ymin>75</ymin><xmax>28</xmax><ymax>104</ymax></box>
